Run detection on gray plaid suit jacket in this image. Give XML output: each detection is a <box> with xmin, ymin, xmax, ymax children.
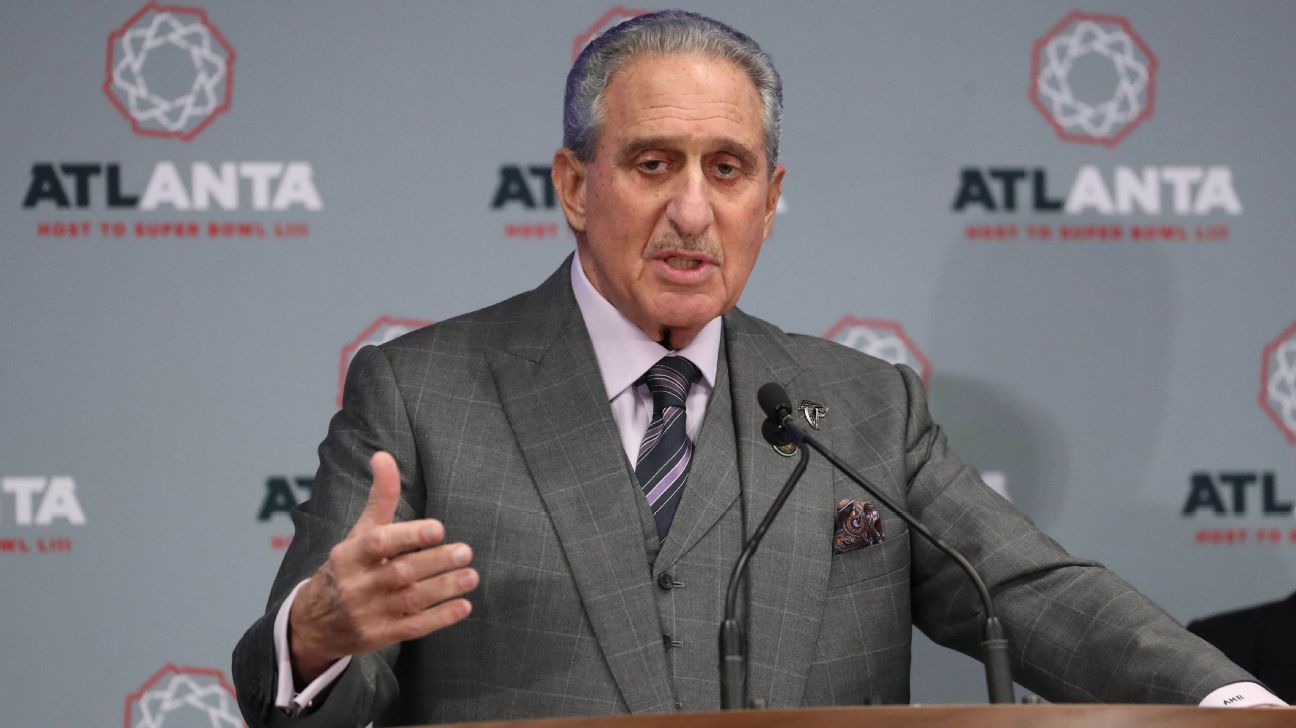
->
<box><xmin>232</xmin><ymin>258</ymin><xmax>1252</xmax><ymax>726</ymax></box>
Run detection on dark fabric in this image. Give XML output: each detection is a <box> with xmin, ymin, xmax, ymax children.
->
<box><xmin>1187</xmin><ymin>592</ymin><xmax>1296</xmax><ymax>702</ymax></box>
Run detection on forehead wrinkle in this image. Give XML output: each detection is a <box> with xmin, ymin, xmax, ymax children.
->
<box><xmin>616</xmin><ymin>103</ymin><xmax>760</xmax><ymax>149</ymax></box>
<box><xmin>629</xmin><ymin>109</ymin><xmax>749</xmax><ymax>127</ymax></box>
<box><xmin>635</xmin><ymin>90</ymin><xmax>754</xmax><ymax>115</ymax></box>
<box><xmin>622</xmin><ymin>99</ymin><xmax>755</xmax><ymax>133</ymax></box>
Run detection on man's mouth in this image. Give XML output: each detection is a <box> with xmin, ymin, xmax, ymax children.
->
<box><xmin>652</xmin><ymin>248</ymin><xmax>721</xmax><ymax>270</ymax></box>
<box><xmin>664</xmin><ymin>255</ymin><xmax>703</xmax><ymax>270</ymax></box>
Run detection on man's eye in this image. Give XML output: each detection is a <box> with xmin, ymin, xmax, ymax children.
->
<box><xmin>714</xmin><ymin>162</ymin><xmax>739</xmax><ymax>177</ymax></box>
<box><xmin>639</xmin><ymin>159</ymin><xmax>666</xmax><ymax>173</ymax></box>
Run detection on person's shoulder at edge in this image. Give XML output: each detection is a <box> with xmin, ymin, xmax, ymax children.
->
<box><xmin>371</xmin><ymin>265</ymin><xmax>572</xmax><ymax>360</ymax></box>
<box><xmin>726</xmin><ymin>306</ymin><xmax>905</xmax><ymax>376</ymax></box>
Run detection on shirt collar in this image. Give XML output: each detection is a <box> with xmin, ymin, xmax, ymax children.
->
<box><xmin>570</xmin><ymin>249</ymin><xmax>721</xmax><ymax>401</ymax></box>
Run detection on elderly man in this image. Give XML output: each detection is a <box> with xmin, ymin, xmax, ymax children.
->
<box><xmin>232</xmin><ymin>10</ymin><xmax>1281</xmax><ymax>726</ymax></box>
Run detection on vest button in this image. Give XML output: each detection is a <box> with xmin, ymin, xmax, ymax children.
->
<box><xmin>657</xmin><ymin>572</ymin><xmax>674</xmax><ymax>590</ymax></box>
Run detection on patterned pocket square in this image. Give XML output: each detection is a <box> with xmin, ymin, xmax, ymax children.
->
<box><xmin>833</xmin><ymin>498</ymin><xmax>885</xmax><ymax>554</ymax></box>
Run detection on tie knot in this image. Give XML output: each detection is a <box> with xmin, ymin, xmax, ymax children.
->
<box><xmin>640</xmin><ymin>355</ymin><xmax>700</xmax><ymax>412</ymax></box>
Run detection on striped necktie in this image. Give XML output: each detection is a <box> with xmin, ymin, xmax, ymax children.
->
<box><xmin>635</xmin><ymin>355</ymin><xmax>702</xmax><ymax>540</ymax></box>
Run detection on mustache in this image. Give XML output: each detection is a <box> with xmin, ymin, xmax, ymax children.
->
<box><xmin>642</xmin><ymin>232</ymin><xmax>725</xmax><ymax>264</ymax></box>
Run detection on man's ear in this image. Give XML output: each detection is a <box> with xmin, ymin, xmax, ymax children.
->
<box><xmin>552</xmin><ymin>148</ymin><xmax>588</xmax><ymax>233</ymax></box>
<box><xmin>762</xmin><ymin>163</ymin><xmax>785</xmax><ymax>240</ymax></box>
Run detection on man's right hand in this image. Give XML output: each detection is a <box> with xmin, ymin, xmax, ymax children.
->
<box><xmin>287</xmin><ymin>451</ymin><xmax>478</xmax><ymax>684</ymax></box>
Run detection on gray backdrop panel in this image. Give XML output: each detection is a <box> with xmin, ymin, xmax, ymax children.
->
<box><xmin>2</xmin><ymin>2</ymin><xmax>1293</xmax><ymax>724</ymax></box>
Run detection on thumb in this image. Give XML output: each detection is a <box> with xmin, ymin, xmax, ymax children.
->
<box><xmin>351</xmin><ymin>450</ymin><xmax>401</xmax><ymax>535</ymax></box>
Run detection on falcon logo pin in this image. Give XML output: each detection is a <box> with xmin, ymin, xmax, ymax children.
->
<box><xmin>799</xmin><ymin>400</ymin><xmax>828</xmax><ymax>429</ymax></box>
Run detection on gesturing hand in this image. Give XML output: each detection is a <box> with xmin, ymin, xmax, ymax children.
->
<box><xmin>288</xmin><ymin>451</ymin><xmax>478</xmax><ymax>683</ymax></box>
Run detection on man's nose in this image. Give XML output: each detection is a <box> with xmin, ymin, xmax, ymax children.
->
<box><xmin>665</xmin><ymin>166</ymin><xmax>715</xmax><ymax>237</ymax></box>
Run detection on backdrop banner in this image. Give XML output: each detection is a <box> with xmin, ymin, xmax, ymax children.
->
<box><xmin>2</xmin><ymin>2</ymin><xmax>1293</xmax><ymax>725</ymax></box>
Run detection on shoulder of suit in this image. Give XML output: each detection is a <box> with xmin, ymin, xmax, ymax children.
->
<box><xmin>727</xmin><ymin>307</ymin><xmax>901</xmax><ymax>375</ymax></box>
<box><xmin>375</xmin><ymin>263</ymin><xmax>572</xmax><ymax>362</ymax></box>
<box><xmin>365</xmin><ymin>287</ymin><xmax>542</xmax><ymax>376</ymax></box>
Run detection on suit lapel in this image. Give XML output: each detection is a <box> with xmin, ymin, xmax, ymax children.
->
<box><xmin>489</xmin><ymin>260</ymin><xmax>674</xmax><ymax>713</ymax></box>
<box><xmin>724</xmin><ymin>309</ymin><xmax>837</xmax><ymax>708</ymax></box>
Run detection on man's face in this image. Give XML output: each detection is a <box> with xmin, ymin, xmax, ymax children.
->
<box><xmin>554</xmin><ymin>53</ymin><xmax>784</xmax><ymax>347</ymax></box>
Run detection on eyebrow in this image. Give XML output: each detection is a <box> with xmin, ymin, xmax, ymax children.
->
<box><xmin>616</xmin><ymin>136</ymin><xmax>761</xmax><ymax>173</ymax></box>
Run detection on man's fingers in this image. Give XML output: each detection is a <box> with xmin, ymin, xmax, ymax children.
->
<box><xmin>387</xmin><ymin>566</ymin><xmax>479</xmax><ymax>618</ymax></box>
<box><xmin>351</xmin><ymin>451</ymin><xmax>403</xmax><ymax>535</ymax></box>
<box><xmin>366</xmin><ymin>542</ymin><xmax>473</xmax><ymax>591</ymax></box>
<box><xmin>342</xmin><ymin>519</ymin><xmax>446</xmax><ymax>566</ymax></box>
<box><xmin>387</xmin><ymin>598</ymin><xmax>474</xmax><ymax>643</ymax></box>
<box><xmin>297</xmin><ymin>447</ymin><xmax>476</xmax><ymax>662</ymax></box>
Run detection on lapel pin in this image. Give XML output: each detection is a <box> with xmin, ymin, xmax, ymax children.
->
<box><xmin>799</xmin><ymin>400</ymin><xmax>828</xmax><ymax>430</ymax></box>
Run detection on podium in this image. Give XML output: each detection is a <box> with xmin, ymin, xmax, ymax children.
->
<box><xmin>406</xmin><ymin>705</ymin><xmax>1291</xmax><ymax>728</ymax></box>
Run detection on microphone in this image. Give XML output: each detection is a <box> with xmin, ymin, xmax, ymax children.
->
<box><xmin>757</xmin><ymin>382</ymin><xmax>794</xmax><ymax>426</ymax></box>
<box><xmin>756</xmin><ymin>382</ymin><xmax>1016</xmax><ymax>705</ymax></box>
<box><xmin>719</xmin><ymin>395</ymin><xmax>812</xmax><ymax>710</ymax></box>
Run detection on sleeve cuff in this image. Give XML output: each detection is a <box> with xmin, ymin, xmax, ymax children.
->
<box><xmin>1199</xmin><ymin>682</ymin><xmax>1287</xmax><ymax>708</ymax></box>
<box><xmin>272</xmin><ymin>578</ymin><xmax>353</xmax><ymax>713</ymax></box>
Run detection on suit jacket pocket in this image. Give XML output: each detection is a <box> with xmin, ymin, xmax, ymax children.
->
<box><xmin>827</xmin><ymin>527</ymin><xmax>909</xmax><ymax>590</ymax></box>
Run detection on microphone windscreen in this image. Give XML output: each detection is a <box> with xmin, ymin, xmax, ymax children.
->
<box><xmin>761</xmin><ymin>418</ymin><xmax>791</xmax><ymax>447</ymax></box>
<box><xmin>757</xmin><ymin>382</ymin><xmax>791</xmax><ymax>419</ymax></box>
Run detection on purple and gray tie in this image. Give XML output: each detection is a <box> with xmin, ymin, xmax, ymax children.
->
<box><xmin>635</xmin><ymin>355</ymin><xmax>702</xmax><ymax>540</ymax></box>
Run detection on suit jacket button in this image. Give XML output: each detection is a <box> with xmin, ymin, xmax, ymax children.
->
<box><xmin>657</xmin><ymin>572</ymin><xmax>674</xmax><ymax>590</ymax></box>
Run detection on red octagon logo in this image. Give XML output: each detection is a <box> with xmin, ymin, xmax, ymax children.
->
<box><xmin>823</xmin><ymin>316</ymin><xmax>931</xmax><ymax>387</ymax></box>
<box><xmin>1260</xmin><ymin>320</ymin><xmax>1296</xmax><ymax>446</ymax></box>
<box><xmin>123</xmin><ymin>663</ymin><xmax>243</xmax><ymax>728</ymax></box>
<box><xmin>338</xmin><ymin>316</ymin><xmax>434</xmax><ymax>407</ymax></box>
<box><xmin>1029</xmin><ymin>11</ymin><xmax>1157</xmax><ymax>148</ymax></box>
<box><xmin>103</xmin><ymin>3</ymin><xmax>235</xmax><ymax>141</ymax></box>
<box><xmin>573</xmin><ymin>6</ymin><xmax>646</xmax><ymax>61</ymax></box>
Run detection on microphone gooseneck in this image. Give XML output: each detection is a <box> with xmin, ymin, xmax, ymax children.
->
<box><xmin>755</xmin><ymin>382</ymin><xmax>1016</xmax><ymax>705</ymax></box>
<box><xmin>719</xmin><ymin>405</ymin><xmax>811</xmax><ymax>710</ymax></box>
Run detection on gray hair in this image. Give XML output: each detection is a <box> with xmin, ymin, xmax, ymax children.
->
<box><xmin>563</xmin><ymin>10</ymin><xmax>783</xmax><ymax>173</ymax></box>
